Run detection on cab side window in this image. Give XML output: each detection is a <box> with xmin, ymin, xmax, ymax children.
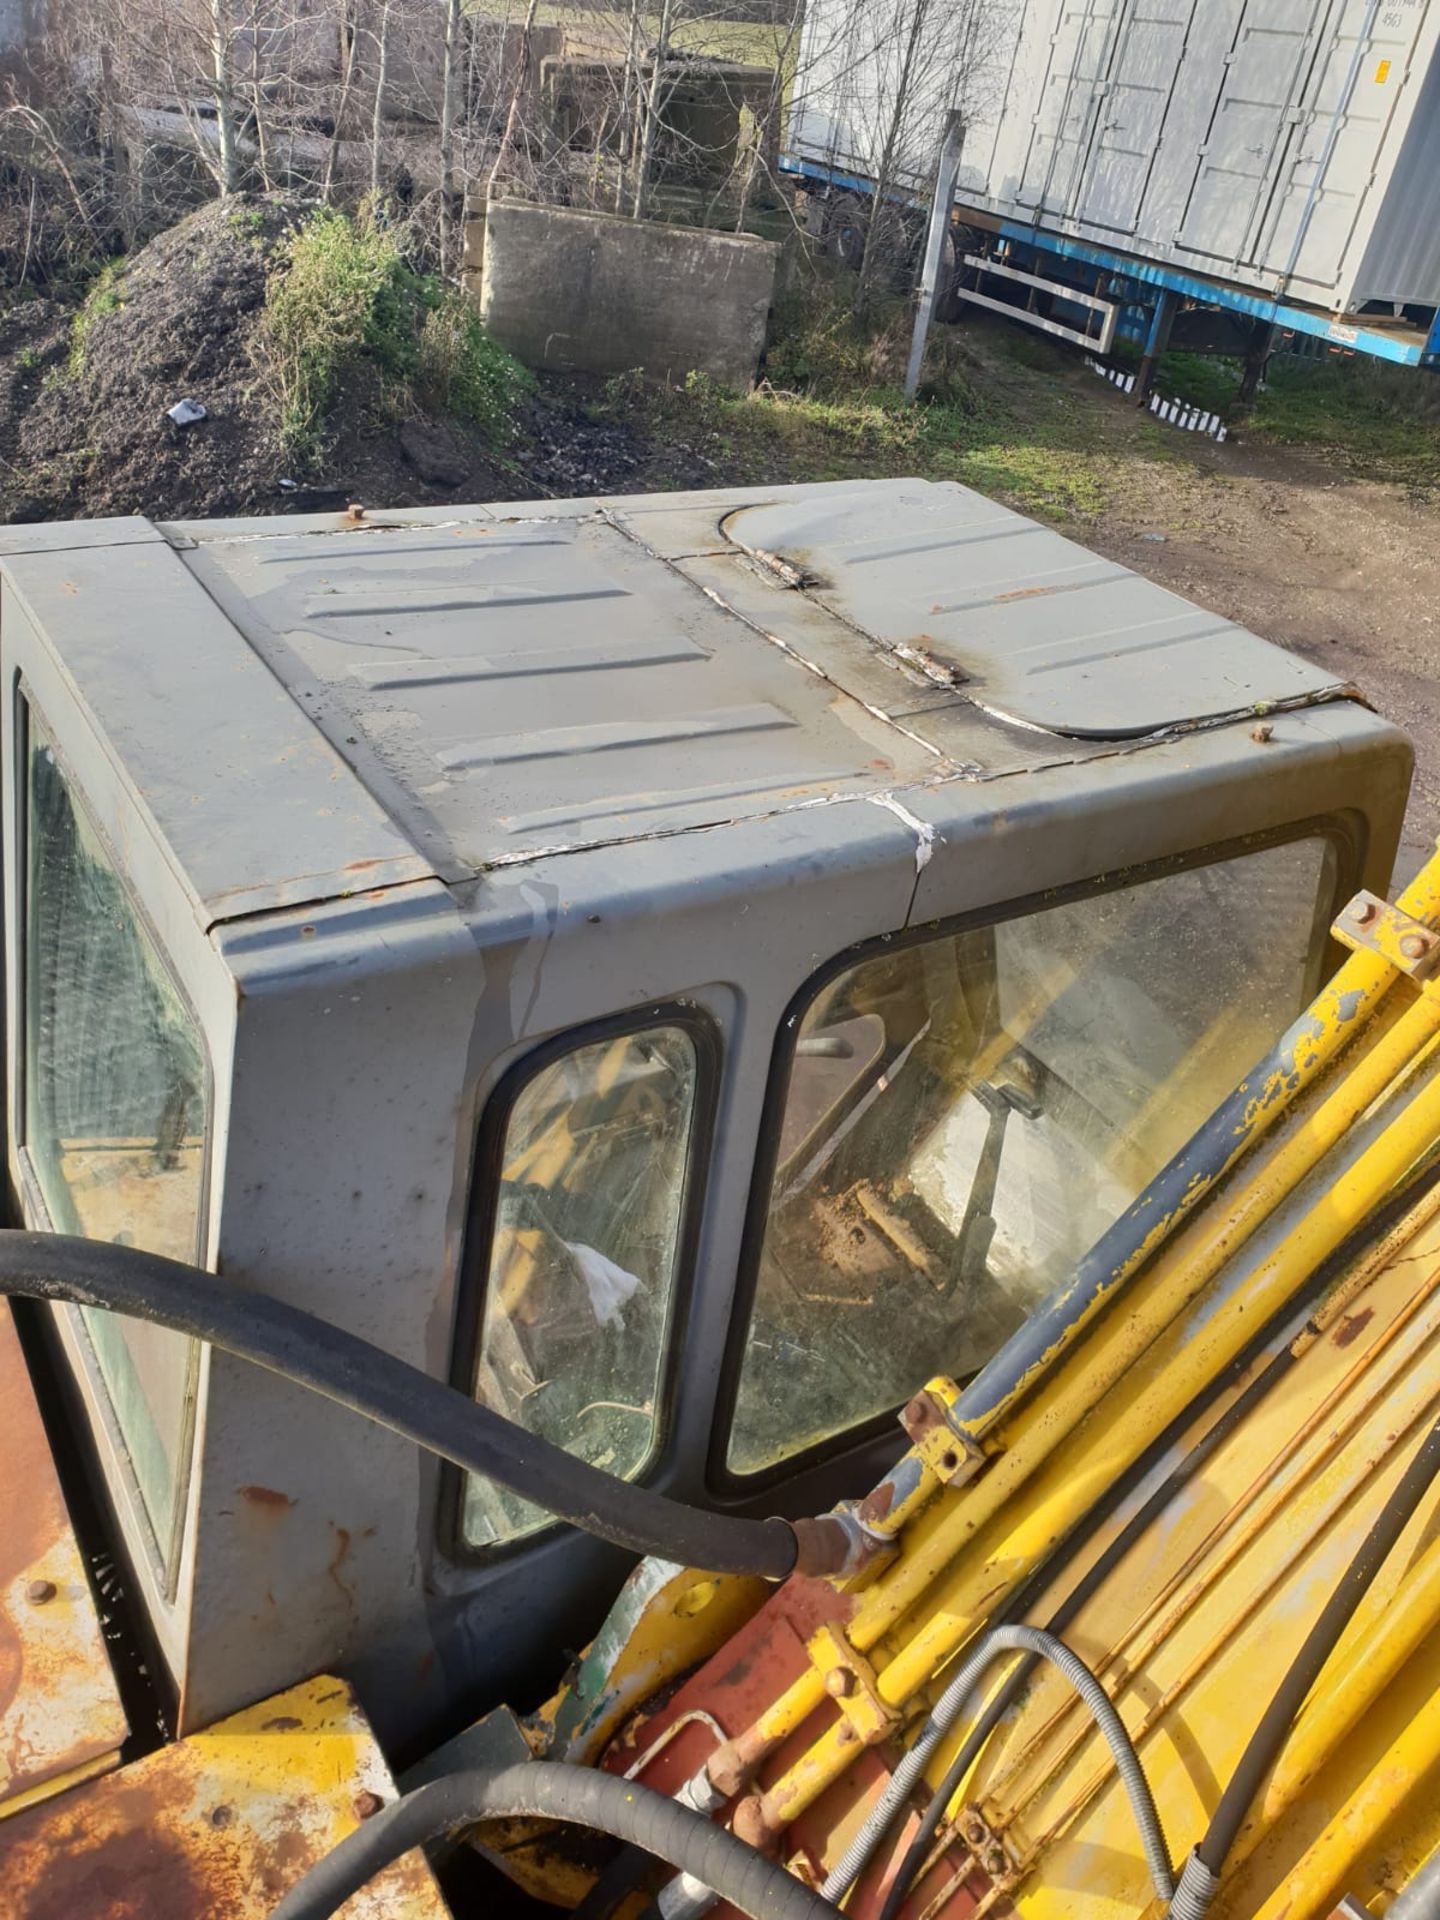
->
<box><xmin>727</xmin><ymin>838</ymin><xmax>1335</xmax><ymax>1477</ymax></box>
<box><xmin>461</xmin><ymin>1023</ymin><xmax>702</xmax><ymax>1549</ymax></box>
<box><xmin>22</xmin><ymin>707</ymin><xmax>208</xmax><ymax>1569</ymax></box>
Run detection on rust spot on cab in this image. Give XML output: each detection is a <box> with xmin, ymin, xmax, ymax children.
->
<box><xmin>237</xmin><ymin>1486</ymin><xmax>295</xmax><ymax>1511</ymax></box>
<box><xmin>993</xmin><ymin>583</ymin><xmax>1062</xmax><ymax>602</ymax></box>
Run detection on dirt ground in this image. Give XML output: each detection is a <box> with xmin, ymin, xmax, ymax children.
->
<box><xmin>1081</xmin><ymin>412</ymin><xmax>1440</xmax><ymax>884</ymax></box>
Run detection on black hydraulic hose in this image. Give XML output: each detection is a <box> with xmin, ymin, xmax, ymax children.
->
<box><xmin>878</xmin><ymin>1157</ymin><xmax>1440</xmax><ymax>1920</ymax></box>
<box><xmin>1189</xmin><ymin>1408</ymin><xmax>1440</xmax><ymax>1884</ymax></box>
<box><xmin>0</xmin><ymin>1232</ymin><xmax>799</xmax><ymax>1581</ymax></box>
<box><xmin>268</xmin><ymin>1761</ymin><xmax>841</xmax><ymax>1920</ymax></box>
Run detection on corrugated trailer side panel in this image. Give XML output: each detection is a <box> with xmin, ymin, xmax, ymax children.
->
<box><xmin>788</xmin><ymin>0</ymin><xmax>1440</xmax><ymax>316</ymax></box>
<box><xmin>1345</xmin><ymin>29</ymin><xmax>1440</xmax><ymax>307</ymax></box>
<box><xmin>1171</xmin><ymin>0</ymin><xmax>1440</xmax><ymax>307</ymax></box>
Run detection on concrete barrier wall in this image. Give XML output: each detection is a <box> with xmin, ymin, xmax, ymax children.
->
<box><xmin>476</xmin><ymin>200</ymin><xmax>779</xmax><ymax>389</ymax></box>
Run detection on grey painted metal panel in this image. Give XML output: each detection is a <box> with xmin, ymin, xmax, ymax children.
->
<box><xmin>789</xmin><ymin>0</ymin><xmax>1440</xmax><ymax>311</ymax></box>
<box><xmin>723</xmin><ymin>482</ymin><xmax>1342</xmax><ymax>738</ymax></box>
<box><xmin>0</xmin><ymin>535</ymin><xmax>434</xmax><ymax>927</ymax></box>
<box><xmin>178</xmin><ymin>502</ymin><xmax>942</xmax><ymax>880</ymax></box>
<box><xmin>1176</xmin><ymin>0</ymin><xmax>1328</xmax><ymax>268</ymax></box>
<box><xmin>0</xmin><ymin>515</ymin><xmax>164</xmax><ymax>557</ymax></box>
<box><xmin>161</xmin><ymin>479</ymin><xmax>1347</xmax><ymax>898</ymax></box>
<box><xmin>1017</xmin><ymin>1</ymin><xmax>1127</xmax><ymax>219</ymax></box>
<box><xmin>1347</xmin><ymin>30</ymin><xmax>1440</xmax><ymax>304</ymax></box>
<box><xmin>1080</xmin><ymin>0</ymin><xmax>1198</xmax><ymax>234</ymax></box>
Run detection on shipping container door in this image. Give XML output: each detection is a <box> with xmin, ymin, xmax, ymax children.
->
<box><xmin>1077</xmin><ymin>0</ymin><xmax>1201</xmax><ymax>231</ymax></box>
<box><xmin>1016</xmin><ymin>0</ymin><xmax>1128</xmax><ymax>218</ymax></box>
<box><xmin>1253</xmin><ymin>0</ymin><xmax>1423</xmax><ymax>300</ymax></box>
<box><xmin>1176</xmin><ymin>0</ymin><xmax>1331</xmax><ymax>266</ymax></box>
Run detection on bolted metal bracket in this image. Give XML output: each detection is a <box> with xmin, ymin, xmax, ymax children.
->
<box><xmin>806</xmin><ymin>1624</ymin><xmax>900</xmax><ymax>1744</ymax></box>
<box><xmin>900</xmin><ymin>1383</ymin><xmax>989</xmax><ymax>1487</ymax></box>
<box><xmin>952</xmin><ymin>1802</ymin><xmax>1021</xmax><ymax>1889</ymax></box>
<box><xmin>1332</xmin><ymin>892</ymin><xmax>1440</xmax><ymax>982</ymax></box>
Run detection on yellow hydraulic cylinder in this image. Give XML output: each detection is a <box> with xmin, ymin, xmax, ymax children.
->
<box><xmin>759</xmin><ymin>929</ymin><xmax>1440</xmax><ymax>1828</ymax></box>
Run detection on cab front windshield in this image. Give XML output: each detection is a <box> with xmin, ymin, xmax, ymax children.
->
<box><xmin>728</xmin><ymin>839</ymin><xmax>1335</xmax><ymax>1475</ymax></box>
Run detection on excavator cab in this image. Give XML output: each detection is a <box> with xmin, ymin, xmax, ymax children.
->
<box><xmin>0</xmin><ymin>479</ymin><xmax>1416</xmax><ymax>1915</ymax></box>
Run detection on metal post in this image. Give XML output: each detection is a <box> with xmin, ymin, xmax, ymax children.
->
<box><xmin>1134</xmin><ymin>287</ymin><xmax>1176</xmax><ymax>406</ymax></box>
<box><xmin>1239</xmin><ymin>320</ymin><xmax>1277</xmax><ymax>405</ymax></box>
<box><xmin>904</xmin><ymin>111</ymin><xmax>965</xmax><ymax>403</ymax></box>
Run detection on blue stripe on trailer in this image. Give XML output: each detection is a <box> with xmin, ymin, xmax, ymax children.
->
<box><xmin>779</xmin><ymin>152</ymin><xmax>1437</xmax><ymax>370</ymax></box>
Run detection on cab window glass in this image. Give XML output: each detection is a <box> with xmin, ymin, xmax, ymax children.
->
<box><xmin>463</xmin><ymin>1025</ymin><xmax>700</xmax><ymax>1549</ymax></box>
<box><xmin>729</xmin><ymin>838</ymin><xmax>1335</xmax><ymax>1475</ymax></box>
<box><xmin>24</xmin><ymin>710</ymin><xmax>207</xmax><ymax>1560</ymax></box>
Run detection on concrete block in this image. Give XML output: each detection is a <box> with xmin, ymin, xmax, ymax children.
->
<box><xmin>477</xmin><ymin>199</ymin><xmax>779</xmax><ymax>389</ymax></box>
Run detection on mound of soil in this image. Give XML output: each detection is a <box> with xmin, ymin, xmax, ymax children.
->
<box><xmin>2</xmin><ymin>197</ymin><xmax>306</xmax><ymax>522</ymax></box>
<box><xmin>0</xmin><ymin>194</ymin><xmax>698</xmax><ymax>524</ymax></box>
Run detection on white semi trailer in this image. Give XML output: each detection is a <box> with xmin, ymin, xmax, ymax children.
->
<box><xmin>785</xmin><ymin>0</ymin><xmax>1440</xmax><ymax>379</ymax></box>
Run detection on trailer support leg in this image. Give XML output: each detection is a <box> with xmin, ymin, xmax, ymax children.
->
<box><xmin>1239</xmin><ymin>321</ymin><xmax>1277</xmax><ymax>406</ymax></box>
<box><xmin>905</xmin><ymin>112</ymin><xmax>966</xmax><ymax>403</ymax></box>
<box><xmin>1134</xmin><ymin>289</ymin><xmax>1177</xmax><ymax>406</ymax></box>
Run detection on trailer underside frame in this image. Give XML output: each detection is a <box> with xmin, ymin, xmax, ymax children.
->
<box><xmin>780</xmin><ymin>153</ymin><xmax>1440</xmax><ymax>376</ymax></box>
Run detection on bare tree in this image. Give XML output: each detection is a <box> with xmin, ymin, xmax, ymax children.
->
<box><xmin>486</xmin><ymin>0</ymin><xmax>540</xmax><ymax>200</ymax></box>
<box><xmin>368</xmin><ymin>0</ymin><xmax>392</xmax><ymax>197</ymax></box>
<box><xmin>437</xmin><ymin>0</ymin><xmax>463</xmax><ymax>264</ymax></box>
<box><xmin>207</xmin><ymin>0</ymin><xmax>241</xmax><ymax>191</ymax></box>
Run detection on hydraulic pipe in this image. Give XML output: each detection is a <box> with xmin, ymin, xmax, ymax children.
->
<box><xmin>1164</xmin><ymin>1413</ymin><xmax>1440</xmax><ymax>1918</ymax></box>
<box><xmin>875</xmin><ymin>1158</ymin><xmax>1440</xmax><ymax>1920</ymax></box>
<box><xmin>757</xmin><ymin>1016</ymin><xmax>1440</xmax><ymax>1829</ymax></box>
<box><xmin>0</xmin><ymin>1234</ymin><xmax>801</xmax><ymax>1581</ymax></box>
<box><xmin>818</xmin><ymin>1625</ymin><xmax>1174</xmax><ymax>1907</ymax></box>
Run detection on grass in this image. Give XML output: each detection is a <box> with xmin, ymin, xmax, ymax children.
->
<box><xmin>611</xmin><ymin>272</ymin><xmax>1139</xmax><ymax>520</ymax></box>
<box><xmin>1110</xmin><ymin>335</ymin><xmax>1440</xmax><ymax>489</ymax></box>
<box><xmin>65</xmin><ymin>259</ymin><xmax>127</xmax><ymax>379</ymax></box>
<box><xmin>258</xmin><ymin>207</ymin><xmax>532</xmax><ymax>465</ymax></box>
<box><xmin>1249</xmin><ymin>356</ymin><xmax>1440</xmax><ymax>489</ymax></box>
<box><xmin>595</xmin><ymin>262</ymin><xmax>1440</xmax><ymax>528</ymax></box>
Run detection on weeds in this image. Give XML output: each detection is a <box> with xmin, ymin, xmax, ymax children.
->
<box><xmin>1251</xmin><ymin>355</ymin><xmax>1440</xmax><ymax>487</ymax></box>
<box><xmin>259</xmin><ymin>209</ymin><xmax>412</xmax><ymax>460</ymax></box>
<box><xmin>417</xmin><ymin>295</ymin><xmax>533</xmax><ymax>432</ymax></box>
<box><xmin>258</xmin><ymin>207</ymin><xmax>530</xmax><ymax>466</ymax></box>
<box><xmin>66</xmin><ymin>259</ymin><xmax>127</xmax><ymax>379</ymax></box>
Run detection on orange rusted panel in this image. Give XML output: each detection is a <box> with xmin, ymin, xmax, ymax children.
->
<box><xmin>0</xmin><ymin>1298</ymin><xmax>128</xmax><ymax>1816</ymax></box>
<box><xmin>0</xmin><ymin>1673</ymin><xmax>450</xmax><ymax>1919</ymax></box>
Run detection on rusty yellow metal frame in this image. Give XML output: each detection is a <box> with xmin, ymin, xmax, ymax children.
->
<box><xmin>0</xmin><ymin>1673</ymin><xmax>450</xmax><ymax>1917</ymax></box>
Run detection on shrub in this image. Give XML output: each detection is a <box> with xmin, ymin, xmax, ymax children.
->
<box><xmin>417</xmin><ymin>291</ymin><xmax>532</xmax><ymax>435</ymax></box>
<box><xmin>260</xmin><ymin>209</ymin><xmax>415</xmax><ymax>460</ymax></box>
<box><xmin>260</xmin><ymin>208</ymin><xmax>531</xmax><ymax>465</ymax></box>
